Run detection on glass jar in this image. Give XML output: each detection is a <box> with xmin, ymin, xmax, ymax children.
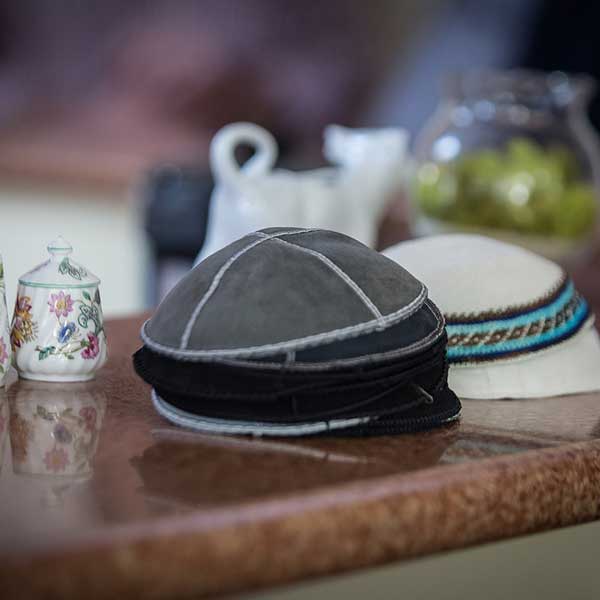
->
<box><xmin>412</xmin><ymin>70</ymin><xmax>600</xmax><ymax>262</ymax></box>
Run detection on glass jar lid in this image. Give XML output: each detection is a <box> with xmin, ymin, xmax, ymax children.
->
<box><xmin>19</xmin><ymin>236</ymin><xmax>100</xmax><ymax>288</ymax></box>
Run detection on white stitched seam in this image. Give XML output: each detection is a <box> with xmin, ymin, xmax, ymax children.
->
<box><xmin>152</xmin><ymin>390</ymin><xmax>371</xmax><ymax>436</ymax></box>
<box><xmin>142</xmin><ymin>300</ymin><xmax>443</xmax><ymax>370</ymax></box>
<box><xmin>206</xmin><ymin>300</ymin><xmax>445</xmax><ymax>371</ymax></box>
<box><xmin>179</xmin><ymin>228</ymin><xmax>317</xmax><ymax>349</ymax></box>
<box><xmin>271</xmin><ymin>237</ymin><xmax>383</xmax><ymax>321</ymax></box>
<box><xmin>142</xmin><ymin>284</ymin><xmax>427</xmax><ymax>360</ymax></box>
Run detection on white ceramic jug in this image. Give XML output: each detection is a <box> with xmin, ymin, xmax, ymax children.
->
<box><xmin>196</xmin><ymin>122</ymin><xmax>411</xmax><ymax>263</ymax></box>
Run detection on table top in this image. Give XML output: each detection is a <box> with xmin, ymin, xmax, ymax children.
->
<box><xmin>1</xmin><ymin>305</ymin><xmax>600</xmax><ymax>599</ymax></box>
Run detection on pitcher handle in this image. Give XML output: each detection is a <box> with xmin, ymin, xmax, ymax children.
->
<box><xmin>210</xmin><ymin>122</ymin><xmax>278</xmax><ymax>188</ymax></box>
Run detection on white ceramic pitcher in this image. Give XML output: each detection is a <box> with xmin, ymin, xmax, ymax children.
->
<box><xmin>196</xmin><ymin>122</ymin><xmax>411</xmax><ymax>262</ymax></box>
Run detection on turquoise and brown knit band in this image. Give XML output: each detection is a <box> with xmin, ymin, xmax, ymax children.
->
<box><xmin>446</xmin><ymin>277</ymin><xmax>590</xmax><ymax>364</ymax></box>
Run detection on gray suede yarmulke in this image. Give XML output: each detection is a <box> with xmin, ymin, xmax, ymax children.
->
<box><xmin>142</xmin><ymin>227</ymin><xmax>432</xmax><ymax>364</ymax></box>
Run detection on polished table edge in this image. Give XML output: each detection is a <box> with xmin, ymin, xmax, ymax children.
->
<box><xmin>1</xmin><ymin>437</ymin><xmax>599</xmax><ymax>599</ymax></box>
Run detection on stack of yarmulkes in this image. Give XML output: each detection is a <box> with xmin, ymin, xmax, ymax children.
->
<box><xmin>134</xmin><ymin>228</ymin><xmax>461</xmax><ymax>436</ymax></box>
<box><xmin>385</xmin><ymin>234</ymin><xmax>600</xmax><ymax>400</ymax></box>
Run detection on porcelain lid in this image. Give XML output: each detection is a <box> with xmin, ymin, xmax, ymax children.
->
<box><xmin>19</xmin><ymin>236</ymin><xmax>100</xmax><ymax>288</ymax></box>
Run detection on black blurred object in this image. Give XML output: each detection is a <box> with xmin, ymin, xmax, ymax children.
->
<box><xmin>144</xmin><ymin>166</ymin><xmax>212</xmax><ymax>259</ymax></box>
<box><xmin>143</xmin><ymin>166</ymin><xmax>213</xmax><ymax>304</ymax></box>
<box><xmin>522</xmin><ymin>0</ymin><xmax>600</xmax><ymax>132</ymax></box>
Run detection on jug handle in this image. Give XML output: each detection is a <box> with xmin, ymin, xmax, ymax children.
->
<box><xmin>210</xmin><ymin>122</ymin><xmax>278</xmax><ymax>188</ymax></box>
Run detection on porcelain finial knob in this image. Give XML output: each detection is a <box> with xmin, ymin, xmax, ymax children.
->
<box><xmin>47</xmin><ymin>236</ymin><xmax>73</xmax><ymax>259</ymax></box>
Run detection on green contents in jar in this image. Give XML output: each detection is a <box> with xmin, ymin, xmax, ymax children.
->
<box><xmin>415</xmin><ymin>138</ymin><xmax>597</xmax><ymax>238</ymax></box>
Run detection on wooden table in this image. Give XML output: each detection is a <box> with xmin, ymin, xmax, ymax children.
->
<box><xmin>1</xmin><ymin>305</ymin><xmax>600</xmax><ymax>599</ymax></box>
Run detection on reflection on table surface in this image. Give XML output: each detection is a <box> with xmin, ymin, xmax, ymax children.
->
<box><xmin>0</xmin><ymin>315</ymin><xmax>600</xmax><ymax>557</ymax></box>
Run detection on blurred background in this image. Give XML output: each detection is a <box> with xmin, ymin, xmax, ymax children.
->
<box><xmin>0</xmin><ymin>0</ymin><xmax>599</xmax><ymax>316</ymax></box>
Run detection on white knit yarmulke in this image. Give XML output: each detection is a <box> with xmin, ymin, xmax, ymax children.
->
<box><xmin>384</xmin><ymin>234</ymin><xmax>600</xmax><ymax>399</ymax></box>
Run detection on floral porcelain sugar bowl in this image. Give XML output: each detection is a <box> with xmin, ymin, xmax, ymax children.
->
<box><xmin>11</xmin><ymin>237</ymin><xmax>107</xmax><ymax>382</ymax></box>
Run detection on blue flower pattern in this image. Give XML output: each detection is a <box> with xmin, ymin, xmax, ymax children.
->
<box><xmin>57</xmin><ymin>322</ymin><xmax>77</xmax><ymax>344</ymax></box>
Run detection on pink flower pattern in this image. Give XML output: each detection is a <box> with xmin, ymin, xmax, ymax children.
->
<box><xmin>43</xmin><ymin>446</ymin><xmax>70</xmax><ymax>473</ymax></box>
<box><xmin>47</xmin><ymin>291</ymin><xmax>74</xmax><ymax>318</ymax></box>
<box><xmin>81</xmin><ymin>333</ymin><xmax>100</xmax><ymax>360</ymax></box>
<box><xmin>17</xmin><ymin>296</ymin><xmax>31</xmax><ymax>313</ymax></box>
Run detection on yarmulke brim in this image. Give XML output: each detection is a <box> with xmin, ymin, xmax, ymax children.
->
<box><xmin>135</xmin><ymin>330</ymin><xmax>461</xmax><ymax>437</ymax></box>
<box><xmin>151</xmin><ymin>386</ymin><xmax>461</xmax><ymax>437</ymax></box>
<box><xmin>133</xmin><ymin>332</ymin><xmax>457</xmax><ymax>425</ymax></box>
<box><xmin>449</xmin><ymin>322</ymin><xmax>600</xmax><ymax>399</ymax></box>
<box><xmin>135</xmin><ymin>299</ymin><xmax>444</xmax><ymax>372</ymax></box>
<box><xmin>152</xmin><ymin>390</ymin><xmax>372</xmax><ymax>436</ymax></box>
